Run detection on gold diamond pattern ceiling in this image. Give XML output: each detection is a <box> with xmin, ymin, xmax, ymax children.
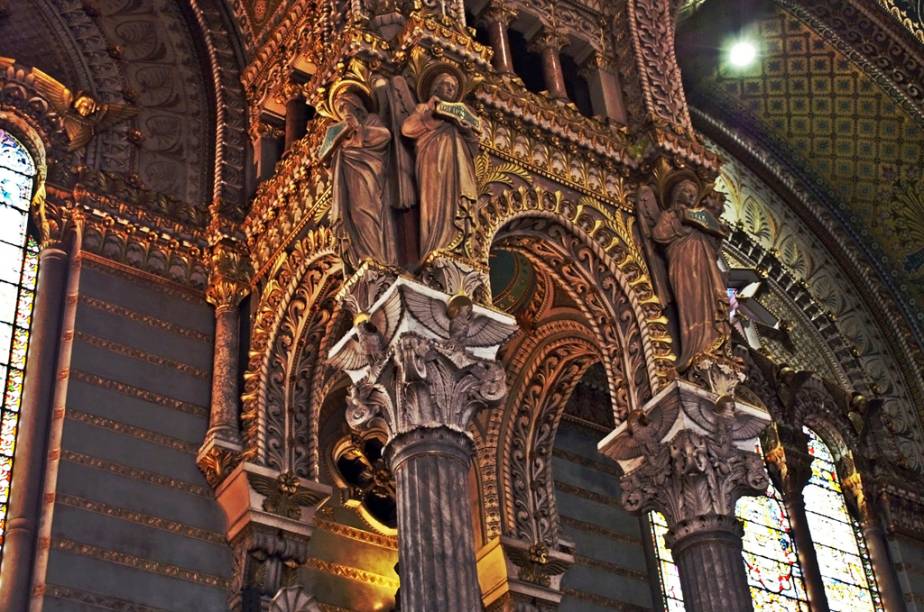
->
<box><xmin>685</xmin><ymin>5</ymin><xmax>924</xmax><ymax>319</ymax></box>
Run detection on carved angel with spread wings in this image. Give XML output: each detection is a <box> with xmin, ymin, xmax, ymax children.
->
<box><xmin>605</xmin><ymin>401</ymin><xmax>680</xmax><ymax>461</ymax></box>
<box><xmin>327</xmin><ymin>290</ymin><xmax>403</xmax><ymax>372</ymax></box>
<box><xmin>682</xmin><ymin>396</ymin><xmax>767</xmax><ymax>449</ymax></box>
<box><xmin>404</xmin><ymin>291</ymin><xmax>513</xmax><ymax>350</ymax></box>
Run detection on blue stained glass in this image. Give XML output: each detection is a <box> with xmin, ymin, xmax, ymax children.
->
<box><xmin>0</xmin><ymin>129</ymin><xmax>38</xmax><ymax>563</ymax></box>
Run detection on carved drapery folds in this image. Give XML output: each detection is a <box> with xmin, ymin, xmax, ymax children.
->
<box><xmin>599</xmin><ymin>380</ymin><xmax>770</xmax><ymax>610</ymax></box>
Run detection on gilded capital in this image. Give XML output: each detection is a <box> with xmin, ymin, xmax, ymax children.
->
<box><xmin>206</xmin><ymin>241</ymin><xmax>252</xmax><ymax>311</ymax></box>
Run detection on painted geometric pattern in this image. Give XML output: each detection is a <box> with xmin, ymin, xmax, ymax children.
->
<box><xmin>0</xmin><ymin>130</ymin><xmax>38</xmax><ymax>564</ymax></box>
<box><xmin>695</xmin><ymin>7</ymin><xmax>924</xmax><ymax>316</ymax></box>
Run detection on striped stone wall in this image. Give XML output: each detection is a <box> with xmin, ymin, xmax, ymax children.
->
<box><xmin>33</xmin><ymin>255</ymin><xmax>231</xmax><ymax>611</ymax></box>
<box><xmin>891</xmin><ymin>532</ymin><xmax>924</xmax><ymax>611</ymax></box>
<box><xmin>553</xmin><ymin>417</ymin><xmax>659</xmax><ymax>612</ymax></box>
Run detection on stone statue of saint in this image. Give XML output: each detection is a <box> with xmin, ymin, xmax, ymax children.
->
<box><xmin>637</xmin><ymin>178</ymin><xmax>730</xmax><ymax>371</ymax></box>
<box><xmin>401</xmin><ymin>71</ymin><xmax>480</xmax><ymax>262</ymax></box>
<box><xmin>320</xmin><ymin>89</ymin><xmax>399</xmax><ymax>269</ymax></box>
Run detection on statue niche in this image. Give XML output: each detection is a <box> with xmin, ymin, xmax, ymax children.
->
<box><xmin>636</xmin><ymin>174</ymin><xmax>731</xmax><ymax>371</ymax></box>
<box><xmin>401</xmin><ymin>66</ymin><xmax>480</xmax><ymax>263</ymax></box>
<box><xmin>319</xmin><ymin>83</ymin><xmax>399</xmax><ymax>270</ymax></box>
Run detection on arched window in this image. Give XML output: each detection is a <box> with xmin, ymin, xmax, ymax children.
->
<box><xmin>802</xmin><ymin>427</ymin><xmax>881</xmax><ymax>611</ymax></box>
<box><xmin>0</xmin><ymin>129</ymin><xmax>39</xmax><ymax>561</ymax></box>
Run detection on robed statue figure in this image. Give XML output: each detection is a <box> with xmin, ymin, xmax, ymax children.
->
<box><xmin>637</xmin><ymin>178</ymin><xmax>730</xmax><ymax>371</ymax></box>
<box><xmin>320</xmin><ymin>88</ymin><xmax>399</xmax><ymax>269</ymax></box>
<box><xmin>401</xmin><ymin>71</ymin><xmax>480</xmax><ymax>261</ymax></box>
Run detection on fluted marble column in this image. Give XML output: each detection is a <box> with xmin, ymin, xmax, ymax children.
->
<box><xmin>482</xmin><ymin>3</ymin><xmax>517</xmax><ymax>74</ymax></box>
<box><xmin>0</xmin><ymin>244</ymin><xmax>69</xmax><ymax>611</ymax></box>
<box><xmin>389</xmin><ymin>427</ymin><xmax>481</xmax><ymax>610</ymax></box>
<box><xmin>599</xmin><ymin>381</ymin><xmax>771</xmax><ymax>612</ymax></box>
<box><xmin>330</xmin><ymin>267</ymin><xmax>517</xmax><ymax>611</ymax></box>
<box><xmin>764</xmin><ymin>425</ymin><xmax>830</xmax><ymax>611</ymax></box>
<box><xmin>530</xmin><ymin>29</ymin><xmax>568</xmax><ymax>101</ymax></box>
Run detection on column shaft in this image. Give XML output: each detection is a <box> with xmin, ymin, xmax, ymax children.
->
<box><xmin>208</xmin><ymin>305</ymin><xmax>241</xmax><ymax>440</ymax></box>
<box><xmin>0</xmin><ymin>247</ymin><xmax>68</xmax><ymax>611</ymax></box>
<box><xmin>671</xmin><ymin>520</ymin><xmax>753</xmax><ymax>612</ymax></box>
<box><xmin>486</xmin><ymin>19</ymin><xmax>514</xmax><ymax>74</ymax></box>
<box><xmin>784</xmin><ymin>496</ymin><xmax>830</xmax><ymax>611</ymax></box>
<box><xmin>862</xmin><ymin>522</ymin><xmax>907</xmax><ymax>612</ymax></box>
<box><xmin>284</xmin><ymin>97</ymin><xmax>308</xmax><ymax>151</ymax></box>
<box><xmin>388</xmin><ymin>427</ymin><xmax>481</xmax><ymax>611</ymax></box>
<box><xmin>539</xmin><ymin>45</ymin><xmax>568</xmax><ymax>100</ymax></box>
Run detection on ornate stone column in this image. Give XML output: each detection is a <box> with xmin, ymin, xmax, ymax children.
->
<box><xmin>481</xmin><ymin>3</ymin><xmax>517</xmax><ymax>75</ymax></box>
<box><xmin>599</xmin><ymin>380</ymin><xmax>771</xmax><ymax>612</ymax></box>
<box><xmin>841</xmin><ymin>469</ymin><xmax>908</xmax><ymax>612</ymax></box>
<box><xmin>581</xmin><ymin>53</ymin><xmax>628</xmax><ymax>124</ymax></box>
<box><xmin>284</xmin><ymin>91</ymin><xmax>309</xmax><ymax>151</ymax></box>
<box><xmin>0</xmin><ymin>237</ymin><xmax>70</xmax><ymax>611</ymax></box>
<box><xmin>253</xmin><ymin>120</ymin><xmax>283</xmax><ymax>182</ymax></box>
<box><xmin>529</xmin><ymin>28</ymin><xmax>569</xmax><ymax>101</ymax></box>
<box><xmin>329</xmin><ymin>266</ymin><xmax>517</xmax><ymax>611</ymax></box>
<box><xmin>763</xmin><ymin>424</ymin><xmax>830</xmax><ymax>611</ymax></box>
<box><xmin>197</xmin><ymin>238</ymin><xmax>250</xmax><ymax>488</ymax></box>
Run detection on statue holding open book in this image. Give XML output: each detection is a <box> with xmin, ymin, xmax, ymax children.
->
<box><xmin>636</xmin><ymin>172</ymin><xmax>732</xmax><ymax>371</ymax></box>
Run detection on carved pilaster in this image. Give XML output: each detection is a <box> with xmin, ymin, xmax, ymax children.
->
<box><xmin>599</xmin><ymin>380</ymin><xmax>771</xmax><ymax>612</ymax></box>
<box><xmin>329</xmin><ymin>266</ymin><xmax>517</xmax><ymax>612</ymax></box>
<box><xmin>217</xmin><ymin>463</ymin><xmax>331</xmax><ymax>612</ymax></box>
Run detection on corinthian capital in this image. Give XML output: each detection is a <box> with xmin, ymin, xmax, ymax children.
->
<box><xmin>206</xmin><ymin>240</ymin><xmax>252</xmax><ymax>311</ymax></box>
<box><xmin>328</xmin><ymin>267</ymin><xmax>517</xmax><ymax>440</ymax></box>
<box><xmin>599</xmin><ymin>380</ymin><xmax>770</xmax><ymax>536</ymax></box>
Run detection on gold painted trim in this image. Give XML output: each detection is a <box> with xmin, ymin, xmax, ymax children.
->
<box><xmin>74</xmin><ymin>331</ymin><xmax>209</xmax><ymax>380</ymax></box>
<box><xmin>560</xmin><ymin>587</ymin><xmax>649</xmax><ymax>611</ymax></box>
<box><xmin>65</xmin><ymin>409</ymin><xmax>197</xmax><ymax>454</ymax></box>
<box><xmin>305</xmin><ymin>558</ymin><xmax>399</xmax><ymax>590</ymax></box>
<box><xmin>70</xmin><ymin>370</ymin><xmax>209</xmax><ymax>419</ymax></box>
<box><xmin>574</xmin><ymin>554</ymin><xmax>648</xmax><ymax>581</ymax></box>
<box><xmin>42</xmin><ymin>584</ymin><xmax>169</xmax><ymax>612</ymax></box>
<box><xmin>559</xmin><ymin>516</ymin><xmax>642</xmax><ymax>546</ymax></box>
<box><xmin>554</xmin><ymin>480</ymin><xmax>620</xmax><ymax>506</ymax></box>
<box><xmin>51</xmin><ymin>538</ymin><xmax>229</xmax><ymax>589</ymax></box>
<box><xmin>560</xmin><ymin>412</ymin><xmax>612</xmax><ymax>434</ymax></box>
<box><xmin>551</xmin><ymin>448</ymin><xmax>621</xmax><ymax>477</ymax></box>
<box><xmin>60</xmin><ymin>450</ymin><xmax>211</xmax><ymax>498</ymax></box>
<box><xmin>316</xmin><ymin>518</ymin><xmax>398</xmax><ymax>550</ymax></box>
<box><xmin>78</xmin><ymin>294</ymin><xmax>211</xmax><ymax>343</ymax></box>
<box><xmin>80</xmin><ymin>252</ymin><xmax>204</xmax><ymax>303</ymax></box>
<box><xmin>55</xmin><ymin>494</ymin><xmax>224</xmax><ymax>544</ymax></box>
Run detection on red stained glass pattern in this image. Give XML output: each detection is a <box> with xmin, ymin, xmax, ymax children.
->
<box><xmin>0</xmin><ymin>130</ymin><xmax>37</xmax><ymax>561</ymax></box>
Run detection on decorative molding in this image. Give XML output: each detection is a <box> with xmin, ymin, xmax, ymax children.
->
<box><xmin>78</xmin><ymin>295</ymin><xmax>211</xmax><ymax>343</ymax></box>
<box><xmin>553</xmin><ymin>481</ymin><xmax>620</xmax><ymax>507</ymax></box>
<box><xmin>65</xmin><ymin>409</ymin><xmax>198</xmax><ymax>455</ymax></box>
<box><xmin>559</xmin><ymin>515</ymin><xmax>642</xmax><ymax>546</ymax></box>
<box><xmin>304</xmin><ymin>558</ymin><xmax>399</xmax><ymax>590</ymax></box>
<box><xmin>315</xmin><ymin>518</ymin><xmax>398</xmax><ymax>550</ymax></box>
<box><xmin>69</xmin><ymin>370</ymin><xmax>209</xmax><ymax>419</ymax></box>
<box><xmin>551</xmin><ymin>448</ymin><xmax>621</xmax><ymax>477</ymax></box>
<box><xmin>55</xmin><ymin>494</ymin><xmax>224</xmax><ymax>545</ymax></box>
<box><xmin>573</xmin><ymin>554</ymin><xmax>648</xmax><ymax>581</ymax></box>
<box><xmin>43</xmin><ymin>584</ymin><xmax>169</xmax><ymax>612</ymax></box>
<box><xmin>79</xmin><ymin>253</ymin><xmax>206</xmax><ymax>303</ymax></box>
<box><xmin>60</xmin><ymin>450</ymin><xmax>212</xmax><ymax>498</ymax></box>
<box><xmin>73</xmin><ymin>331</ymin><xmax>209</xmax><ymax>380</ymax></box>
<box><xmin>51</xmin><ymin>538</ymin><xmax>229</xmax><ymax>589</ymax></box>
<box><xmin>560</xmin><ymin>587</ymin><xmax>650</xmax><ymax>611</ymax></box>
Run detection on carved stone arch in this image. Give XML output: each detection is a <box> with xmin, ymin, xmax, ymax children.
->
<box><xmin>790</xmin><ymin>376</ymin><xmax>859</xmax><ymax>464</ymax></box>
<box><xmin>241</xmin><ymin>229</ymin><xmax>344</xmax><ymax>479</ymax></box>
<box><xmin>498</xmin><ymin>325</ymin><xmax>599</xmax><ymax>547</ymax></box>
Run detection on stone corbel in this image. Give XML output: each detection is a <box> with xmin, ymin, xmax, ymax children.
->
<box><xmin>217</xmin><ymin>462</ymin><xmax>332</xmax><ymax>612</ymax></box>
<box><xmin>478</xmin><ymin>536</ymin><xmax>575</xmax><ymax>611</ymax></box>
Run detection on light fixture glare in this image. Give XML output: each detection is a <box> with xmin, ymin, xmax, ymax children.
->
<box><xmin>729</xmin><ymin>40</ymin><xmax>757</xmax><ymax>68</ymax></box>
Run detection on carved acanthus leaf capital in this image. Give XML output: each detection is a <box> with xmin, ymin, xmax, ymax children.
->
<box><xmin>206</xmin><ymin>240</ymin><xmax>252</xmax><ymax>310</ymax></box>
<box><xmin>329</xmin><ymin>269</ymin><xmax>517</xmax><ymax>441</ymax></box>
<box><xmin>599</xmin><ymin>381</ymin><xmax>770</xmax><ymax>532</ymax></box>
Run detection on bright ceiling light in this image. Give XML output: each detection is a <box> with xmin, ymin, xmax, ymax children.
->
<box><xmin>728</xmin><ymin>40</ymin><xmax>758</xmax><ymax>68</ymax></box>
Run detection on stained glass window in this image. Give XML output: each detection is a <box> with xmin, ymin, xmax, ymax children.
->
<box><xmin>0</xmin><ymin>129</ymin><xmax>38</xmax><ymax>563</ymax></box>
<box><xmin>803</xmin><ymin>427</ymin><xmax>882</xmax><ymax>611</ymax></box>
<box><xmin>648</xmin><ymin>446</ymin><xmax>810</xmax><ymax>610</ymax></box>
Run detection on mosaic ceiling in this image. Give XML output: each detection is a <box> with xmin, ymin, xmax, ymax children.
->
<box><xmin>679</xmin><ymin>0</ymin><xmax>924</xmax><ymax>331</ymax></box>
